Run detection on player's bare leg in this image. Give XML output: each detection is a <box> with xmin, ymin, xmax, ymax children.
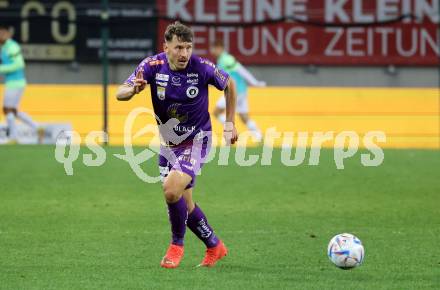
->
<box><xmin>239</xmin><ymin>113</ymin><xmax>262</xmax><ymax>142</ymax></box>
<box><xmin>160</xmin><ymin>170</ymin><xmax>192</xmax><ymax>268</ymax></box>
<box><xmin>3</xmin><ymin>107</ymin><xmax>18</xmax><ymax>144</ymax></box>
<box><xmin>16</xmin><ymin>110</ymin><xmax>45</xmax><ymax>143</ymax></box>
<box><xmin>3</xmin><ymin>106</ymin><xmax>43</xmax><ymax>144</ymax></box>
<box><xmin>183</xmin><ymin>188</ymin><xmax>228</xmax><ymax>267</ymax></box>
<box><xmin>16</xmin><ymin>110</ymin><xmax>43</xmax><ymax>142</ymax></box>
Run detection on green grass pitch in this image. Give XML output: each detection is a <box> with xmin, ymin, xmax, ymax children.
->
<box><xmin>0</xmin><ymin>145</ymin><xmax>439</xmax><ymax>289</ymax></box>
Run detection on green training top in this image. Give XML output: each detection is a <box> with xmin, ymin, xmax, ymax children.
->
<box><xmin>217</xmin><ymin>51</ymin><xmax>247</xmax><ymax>94</ymax></box>
<box><xmin>0</xmin><ymin>39</ymin><xmax>26</xmax><ymax>88</ymax></box>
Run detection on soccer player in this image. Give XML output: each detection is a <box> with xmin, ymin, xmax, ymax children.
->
<box><xmin>116</xmin><ymin>22</ymin><xmax>238</xmax><ymax>268</ymax></box>
<box><xmin>210</xmin><ymin>39</ymin><xmax>266</xmax><ymax>142</ymax></box>
<box><xmin>0</xmin><ymin>24</ymin><xmax>40</xmax><ymax>144</ymax></box>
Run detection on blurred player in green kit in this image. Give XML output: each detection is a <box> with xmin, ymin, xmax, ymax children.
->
<box><xmin>210</xmin><ymin>39</ymin><xmax>266</xmax><ymax>142</ymax></box>
<box><xmin>0</xmin><ymin>24</ymin><xmax>41</xmax><ymax>144</ymax></box>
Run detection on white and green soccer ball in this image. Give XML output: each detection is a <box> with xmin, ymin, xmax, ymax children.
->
<box><xmin>327</xmin><ymin>233</ymin><xmax>364</xmax><ymax>269</ymax></box>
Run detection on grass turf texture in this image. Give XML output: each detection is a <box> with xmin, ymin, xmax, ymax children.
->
<box><xmin>0</xmin><ymin>145</ymin><xmax>439</xmax><ymax>289</ymax></box>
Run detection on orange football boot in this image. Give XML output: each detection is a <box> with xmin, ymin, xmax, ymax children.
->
<box><xmin>160</xmin><ymin>244</ymin><xmax>184</xmax><ymax>268</ymax></box>
<box><xmin>198</xmin><ymin>240</ymin><xmax>228</xmax><ymax>267</ymax></box>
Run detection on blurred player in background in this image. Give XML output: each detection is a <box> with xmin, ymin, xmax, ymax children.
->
<box><xmin>116</xmin><ymin>22</ymin><xmax>237</xmax><ymax>268</ymax></box>
<box><xmin>210</xmin><ymin>39</ymin><xmax>266</xmax><ymax>142</ymax></box>
<box><xmin>0</xmin><ymin>24</ymin><xmax>41</xmax><ymax>144</ymax></box>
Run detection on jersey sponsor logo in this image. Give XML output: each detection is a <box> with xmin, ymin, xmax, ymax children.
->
<box><xmin>186</xmin><ymin>86</ymin><xmax>199</xmax><ymax>98</ymax></box>
<box><xmin>187</xmin><ymin>78</ymin><xmax>198</xmax><ymax>85</ymax></box>
<box><xmin>156</xmin><ymin>73</ymin><xmax>169</xmax><ymax>81</ymax></box>
<box><xmin>156</xmin><ymin>81</ymin><xmax>168</xmax><ymax>87</ymax></box>
<box><xmin>187</xmin><ymin>73</ymin><xmax>198</xmax><ymax>78</ymax></box>
<box><xmin>174</xmin><ymin>125</ymin><xmax>195</xmax><ymax>133</ymax></box>
<box><xmin>157</xmin><ymin>86</ymin><xmax>166</xmax><ymax>100</ymax></box>
<box><xmin>171</xmin><ymin>76</ymin><xmax>181</xmax><ymax>86</ymax></box>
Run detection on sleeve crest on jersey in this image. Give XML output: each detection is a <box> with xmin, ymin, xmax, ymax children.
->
<box><xmin>214</xmin><ymin>68</ymin><xmax>226</xmax><ymax>83</ymax></box>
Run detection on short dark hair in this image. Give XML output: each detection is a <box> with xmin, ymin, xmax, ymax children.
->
<box><xmin>164</xmin><ymin>21</ymin><xmax>193</xmax><ymax>43</ymax></box>
<box><xmin>0</xmin><ymin>24</ymin><xmax>11</xmax><ymax>30</ymax></box>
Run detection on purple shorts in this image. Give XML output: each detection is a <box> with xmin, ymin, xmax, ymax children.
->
<box><xmin>158</xmin><ymin>134</ymin><xmax>211</xmax><ymax>189</ymax></box>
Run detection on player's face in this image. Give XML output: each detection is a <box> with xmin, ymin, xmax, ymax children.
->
<box><xmin>210</xmin><ymin>45</ymin><xmax>223</xmax><ymax>59</ymax></box>
<box><xmin>164</xmin><ymin>35</ymin><xmax>193</xmax><ymax>71</ymax></box>
<box><xmin>0</xmin><ymin>29</ymin><xmax>9</xmax><ymax>43</ymax></box>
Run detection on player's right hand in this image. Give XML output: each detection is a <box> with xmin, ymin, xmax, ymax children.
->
<box><xmin>134</xmin><ymin>69</ymin><xmax>147</xmax><ymax>94</ymax></box>
<box><xmin>224</xmin><ymin>122</ymin><xmax>238</xmax><ymax>145</ymax></box>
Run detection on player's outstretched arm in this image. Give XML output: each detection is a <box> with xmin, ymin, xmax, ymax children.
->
<box><xmin>224</xmin><ymin>78</ymin><xmax>238</xmax><ymax>145</ymax></box>
<box><xmin>236</xmin><ymin>65</ymin><xmax>266</xmax><ymax>87</ymax></box>
<box><xmin>116</xmin><ymin>84</ymin><xmax>138</xmax><ymax>101</ymax></box>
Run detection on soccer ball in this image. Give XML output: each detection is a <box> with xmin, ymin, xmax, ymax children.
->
<box><xmin>327</xmin><ymin>233</ymin><xmax>364</xmax><ymax>269</ymax></box>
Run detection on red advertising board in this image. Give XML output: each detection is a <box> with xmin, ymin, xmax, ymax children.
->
<box><xmin>157</xmin><ymin>0</ymin><xmax>439</xmax><ymax>65</ymax></box>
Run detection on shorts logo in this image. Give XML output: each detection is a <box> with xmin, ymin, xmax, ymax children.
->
<box><xmin>156</xmin><ymin>73</ymin><xmax>169</xmax><ymax>82</ymax></box>
<box><xmin>186</xmin><ymin>86</ymin><xmax>199</xmax><ymax>98</ymax></box>
<box><xmin>157</xmin><ymin>86</ymin><xmax>166</xmax><ymax>100</ymax></box>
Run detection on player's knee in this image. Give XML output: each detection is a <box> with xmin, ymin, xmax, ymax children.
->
<box><xmin>162</xmin><ymin>181</ymin><xmax>181</xmax><ymax>203</ymax></box>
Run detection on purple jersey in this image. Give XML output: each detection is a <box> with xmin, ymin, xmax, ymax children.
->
<box><xmin>125</xmin><ymin>52</ymin><xmax>230</xmax><ymax>145</ymax></box>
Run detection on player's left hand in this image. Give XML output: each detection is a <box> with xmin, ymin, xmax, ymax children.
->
<box><xmin>134</xmin><ymin>69</ymin><xmax>147</xmax><ymax>94</ymax></box>
<box><xmin>224</xmin><ymin>122</ymin><xmax>238</xmax><ymax>145</ymax></box>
